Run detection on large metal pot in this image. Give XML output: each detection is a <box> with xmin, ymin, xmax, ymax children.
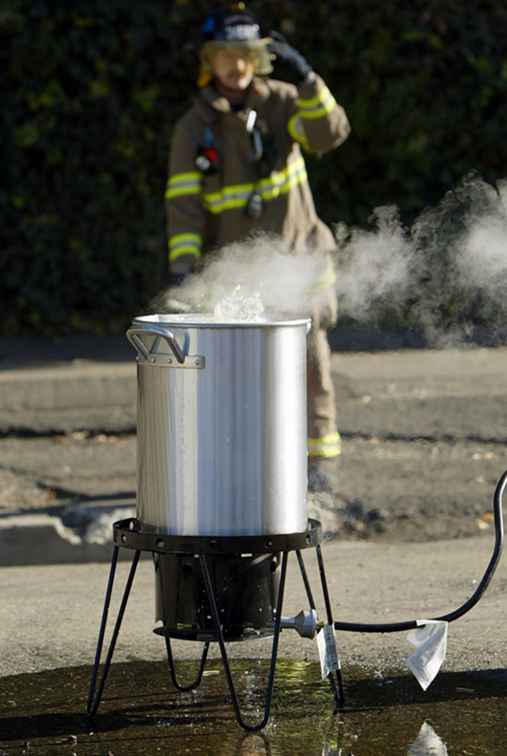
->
<box><xmin>127</xmin><ymin>313</ymin><xmax>310</xmax><ymax>536</ymax></box>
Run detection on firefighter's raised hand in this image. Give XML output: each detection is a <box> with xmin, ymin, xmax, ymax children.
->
<box><xmin>167</xmin><ymin>254</ymin><xmax>196</xmax><ymax>288</ymax></box>
<box><xmin>167</xmin><ymin>271</ymin><xmax>188</xmax><ymax>289</ymax></box>
<box><xmin>267</xmin><ymin>31</ymin><xmax>313</xmax><ymax>85</ymax></box>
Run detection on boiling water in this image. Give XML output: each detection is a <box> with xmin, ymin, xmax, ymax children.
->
<box><xmin>213</xmin><ymin>285</ymin><xmax>266</xmax><ymax>321</ymax></box>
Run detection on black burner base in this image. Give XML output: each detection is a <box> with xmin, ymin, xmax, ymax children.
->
<box><xmin>154</xmin><ymin>551</ymin><xmax>280</xmax><ymax>642</ymax></box>
<box><xmin>153</xmin><ymin>622</ymin><xmax>276</xmax><ymax>643</ymax></box>
<box><xmin>87</xmin><ymin>518</ymin><xmax>345</xmax><ymax>732</ymax></box>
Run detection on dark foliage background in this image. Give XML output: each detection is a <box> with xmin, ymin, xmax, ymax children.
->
<box><xmin>2</xmin><ymin>0</ymin><xmax>506</xmax><ymax>335</ymax></box>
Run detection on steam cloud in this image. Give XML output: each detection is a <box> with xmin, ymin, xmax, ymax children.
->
<box><xmin>159</xmin><ymin>234</ymin><xmax>334</xmax><ymax>320</ymax></box>
<box><xmin>334</xmin><ymin>205</ymin><xmax>415</xmax><ymax>321</ymax></box>
<box><xmin>156</xmin><ymin>175</ymin><xmax>507</xmax><ymax>344</ymax></box>
<box><xmin>410</xmin><ymin>175</ymin><xmax>507</xmax><ymax>344</ymax></box>
<box><xmin>454</xmin><ymin>178</ymin><xmax>507</xmax><ymax>300</ymax></box>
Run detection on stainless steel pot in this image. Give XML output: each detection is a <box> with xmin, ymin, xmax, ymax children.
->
<box><xmin>127</xmin><ymin>314</ymin><xmax>310</xmax><ymax>536</ymax></box>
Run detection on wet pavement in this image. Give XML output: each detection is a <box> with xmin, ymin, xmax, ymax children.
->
<box><xmin>1</xmin><ymin>660</ymin><xmax>506</xmax><ymax>754</ymax></box>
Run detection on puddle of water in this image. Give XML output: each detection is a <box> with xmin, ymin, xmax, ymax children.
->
<box><xmin>0</xmin><ymin>660</ymin><xmax>506</xmax><ymax>754</ymax></box>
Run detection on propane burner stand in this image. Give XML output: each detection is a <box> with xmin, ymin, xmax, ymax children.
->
<box><xmin>87</xmin><ymin>517</ymin><xmax>344</xmax><ymax>732</ymax></box>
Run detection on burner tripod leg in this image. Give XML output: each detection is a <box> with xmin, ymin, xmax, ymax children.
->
<box><xmin>296</xmin><ymin>549</ymin><xmax>344</xmax><ymax>708</ymax></box>
<box><xmin>157</xmin><ymin>560</ymin><xmax>210</xmax><ymax>691</ymax></box>
<box><xmin>316</xmin><ymin>544</ymin><xmax>345</xmax><ymax>708</ymax></box>
<box><xmin>296</xmin><ymin>549</ymin><xmax>317</xmax><ymax>610</ymax></box>
<box><xmin>199</xmin><ymin>550</ymin><xmax>288</xmax><ymax>732</ymax></box>
<box><xmin>87</xmin><ymin>548</ymin><xmax>141</xmax><ymax>718</ymax></box>
<box><xmin>164</xmin><ymin>637</ymin><xmax>210</xmax><ymax>692</ymax></box>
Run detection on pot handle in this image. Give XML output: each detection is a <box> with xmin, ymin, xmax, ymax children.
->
<box><xmin>126</xmin><ymin>326</ymin><xmax>186</xmax><ymax>364</ymax></box>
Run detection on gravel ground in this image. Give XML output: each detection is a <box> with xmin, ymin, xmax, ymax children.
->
<box><xmin>0</xmin><ymin>432</ymin><xmax>135</xmax><ymax>509</ymax></box>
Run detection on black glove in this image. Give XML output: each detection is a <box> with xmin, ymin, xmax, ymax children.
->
<box><xmin>167</xmin><ymin>271</ymin><xmax>188</xmax><ymax>288</ymax></box>
<box><xmin>167</xmin><ymin>252</ymin><xmax>196</xmax><ymax>288</ymax></box>
<box><xmin>268</xmin><ymin>31</ymin><xmax>313</xmax><ymax>85</ymax></box>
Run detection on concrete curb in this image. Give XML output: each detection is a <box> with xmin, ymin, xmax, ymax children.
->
<box><xmin>0</xmin><ymin>501</ymin><xmax>136</xmax><ymax>566</ymax></box>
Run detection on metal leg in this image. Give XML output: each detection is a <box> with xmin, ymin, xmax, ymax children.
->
<box><xmin>165</xmin><ymin>637</ymin><xmax>210</xmax><ymax>692</ymax></box>
<box><xmin>296</xmin><ymin>550</ymin><xmax>316</xmax><ymax>610</ymax></box>
<box><xmin>156</xmin><ymin>554</ymin><xmax>210</xmax><ymax>691</ymax></box>
<box><xmin>87</xmin><ymin>545</ymin><xmax>119</xmax><ymax>713</ymax></box>
<box><xmin>87</xmin><ymin>549</ymin><xmax>141</xmax><ymax>718</ymax></box>
<box><xmin>316</xmin><ymin>544</ymin><xmax>345</xmax><ymax>708</ymax></box>
<box><xmin>199</xmin><ymin>550</ymin><xmax>288</xmax><ymax>732</ymax></box>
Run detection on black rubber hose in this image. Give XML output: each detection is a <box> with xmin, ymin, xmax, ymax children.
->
<box><xmin>334</xmin><ymin>469</ymin><xmax>506</xmax><ymax>634</ymax></box>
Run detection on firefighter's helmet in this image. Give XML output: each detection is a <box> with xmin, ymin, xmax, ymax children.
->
<box><xmin>198</xmin><ymin>3</ymin><xmax>272</xmax><ymax>87</ymax></box>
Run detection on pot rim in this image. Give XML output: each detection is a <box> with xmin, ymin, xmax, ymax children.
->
<box><xmin>133</xmin><ymin>313</ymin><xmax>312</xmax><ymax>329</ymax></box>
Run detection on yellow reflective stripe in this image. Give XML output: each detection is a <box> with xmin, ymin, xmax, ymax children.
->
<box><xmin>204</xmin><ymin>192</ymin><xmax>253</xmax><ymax>213</ymax></box>
<box><xmin>308</xmin><ymin>447</ymin><xmax>341</xmax><ymax>458</ymax></box>
<box><xmin>259</xmin><ymin>156</ymin><xmax>305</xmax><ymax>189</ymax></box>
<box><xmin>260</xmin><ymin>163</ymin><xmax>307</xmax><ymax>200</ymax></box>
<box><xmin>318</xmin><ymin>265</ymin><xmax>337</xmax><ymax>289</ymax></box>
<box><xmin>204</xmin><ymin>181</ymin><xmax>253</xmax><ymax>202</ymax></box>
<box><xmin>165</xmin><ymin>171</ymin><xmax>202</xmax><ymax>200</ymax></box>
<box><xmin>288</xmin><ymin>114</ymin><xmax>310</xmax><ymax>150</ymax></box>
<box><xmin>300</xmin><ymin>104</ymin><xmax>335</xmax><ymax>121</ymax></box>
<box><xmin>299</xmin><ymin>97</ymin><xmax>336</xmax><ymax>121</ymax></box>
<box><xmin>169</xmin><ymin>232</ymin><xmax>201</xmax><ymax>247</ymax></box>
<box><xmin>169</xmin><ymin>246</ymin><xmax>201</xmax><ymax>261</ymax></box>
<box><xmin>325</xmin><ymin>266</ymin><xmax>337</xmax><ymax>286</ymax></box>
<box><xmin>297</xmin><ymin>89</ymin><xmax>336</xmax><ymax>121</ymax></box>
<box><xmin>169</xmin><ymin>233</ymin><xmax>202</xmax><ymax>247</ymax></box>
<box><xmin>308</xmin><ymin>432</ymin><xmax>342</xmax><ymax>458</ymax></box>
<box><xmin>297</xmin><ymin>85</ymin><xmax>333</xmax><ymax>109</ymax></box>
<box><xmin>307</xmin><ymin>260</ymin><xmax>337</xmax><ymax>292</ymax></box>
<box><xmin>168</xmin><ymin>232</ymin><xmax>202</xmax><ymax>261</ymax></box>
<box><xmin>309</xmin><ymin>432</ymin><xmax>341</xmax><ymax>447</ymax></box>
<box><xmin>203</xmin><ymin>182</ymin><xmax>254</xmax><ymax>211</ymax></box>
<box><xmin>165</xmin><ymin>185</ymin><xmax>201</xmax><ymax>200</ymax></box>
<box><xmin>169</xmin><ymin>171</ymin><xmax>201</xmax><ymax>183</ymax></box>
<box><xmin>203</xmin><ymin>158</ymin><xmax>307</xmax><ymax>214</ymax></box>
<box><xmin>212</xmin><ymin>197</ymin><xmax>248</xmax><ymax>212</ymax></box>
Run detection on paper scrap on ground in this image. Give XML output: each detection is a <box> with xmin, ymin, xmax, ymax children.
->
<box><xmin>406</xmin><ymin>619</ymin><xmax>448</xmax><ymax>691</ymax></box>
<box><xmin>316</xmin><ymin>624</ymin><xmax>340</xmax><ymax>680</ymax></box>
<box><xmin>408</xmin><ymin>721</ymin><xmax>448</xmax><ymax>755</ymax></box>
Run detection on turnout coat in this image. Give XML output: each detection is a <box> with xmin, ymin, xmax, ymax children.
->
<box><xmin>165</xmin><ymin>73</ymin><xmax>350</xmax><ymax>268</ymax></box>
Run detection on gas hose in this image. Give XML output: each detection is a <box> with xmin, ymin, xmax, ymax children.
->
<box><xmin>333</xmin><ymin>469</ymin><xmax>506</xmax><ymax>634</ymax></box>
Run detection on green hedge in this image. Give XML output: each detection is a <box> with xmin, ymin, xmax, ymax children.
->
<box><xmin>2</xmin><ymin>1</ymin><xmax>506</xmax><ymax>335</ymax></box>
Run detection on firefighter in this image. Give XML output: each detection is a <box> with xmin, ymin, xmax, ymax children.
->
<box><xmin>165</xmin><ymin>2</ymin><xmax>351</xmax><ymax>493</ymax></box>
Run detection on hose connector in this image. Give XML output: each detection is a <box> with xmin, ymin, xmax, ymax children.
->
<box><xmin>280</xmin><ymin>609</ymin><xmax>318</xmax><ymax>638</ymax></box>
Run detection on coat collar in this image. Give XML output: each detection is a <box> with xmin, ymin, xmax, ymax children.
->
<box><xmin>197</xmin><ymin>77</ymin><xmax>271</xmax><ymax>116</ymax></box>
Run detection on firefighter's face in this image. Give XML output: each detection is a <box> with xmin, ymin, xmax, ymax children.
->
<box><xmin>210</xmin><ymin>47</ymin><xmax>255</xmax><ymax>90</ymax></box>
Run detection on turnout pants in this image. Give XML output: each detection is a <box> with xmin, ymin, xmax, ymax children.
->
<box><xmin>307</xmin><ymin>288</ymin><xmax>341</xmax><ymax>459</ymax></box>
